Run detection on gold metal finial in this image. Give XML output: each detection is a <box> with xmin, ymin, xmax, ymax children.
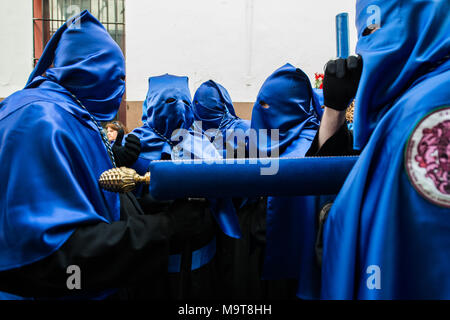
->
<box><xmin>98</xmin><ymin>167</ymin><xmax>150</xmax><ymax>193</ymax></box>
<box><xmin>346</xmin><ymin>100</ymin><xmax>355</xmax><ymax>123</ymax></box>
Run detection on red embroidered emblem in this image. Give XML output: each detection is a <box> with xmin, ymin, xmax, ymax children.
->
<box><xmin>405</xmin><ymin>107</ymin><xmax>450</xmax><ymax>208</ymax></box>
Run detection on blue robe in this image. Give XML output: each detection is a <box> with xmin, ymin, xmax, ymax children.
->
<box><xmin>0</xmin><ymin>11</ymin><xmax>125</xmax><ymax>299</ymax></box>
<box><xmin>321</xmin><ymin>0</ymin><xmax>450</xmax><ymax>299</ymax></box>
<box><xmin>250</xmin><ymin>63</ymin><xmax>322</xmax><ymax>299</ymax></box>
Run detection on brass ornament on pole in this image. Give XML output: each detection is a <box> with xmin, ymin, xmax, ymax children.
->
<box><xmin>99</xmin><ymin>167</ymin><xmax>150</xmax><ymax>193</ymax></box>
<box><xmin>346</xmin><ymin>100</ymin><xmax>355</xmax><ymax>123</ymax></box>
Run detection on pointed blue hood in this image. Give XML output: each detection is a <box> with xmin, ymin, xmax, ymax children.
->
<box><xmin>193</xmin><ymin>80</ymin><xmax>240</xmax><ymax>131</ymax></box>
<box><xmin>251</xmin><ymin>63</ymin><xmax>320</xmax><ymax>157</ymax></box>
<box><xmin>132</xmin><ymin>74</ymin><xmax>194</xmax><ymax>165</ymax></box>
<box><xmin>145</xmin><ymin>74</ymin><xmax>194</xmax><ymax>140</ymax></box>
<box><xmin>131</xmin><ymin>74</ymin><xmax>219</xmax><ymax>173</ymax></box>
<box><xmin>192</xmin><ymin>80</ymin><xmax>251</xmax><ymax>158</ymax></box>
<box><xmin>26</xmin><ymin>10</ymin><xmax>125</xmax><ymax>122</ymax></box>
<box><xmin>353</xmin><ymin>0</ymin><xmax>450</xmax><ymax>149</ymax></box>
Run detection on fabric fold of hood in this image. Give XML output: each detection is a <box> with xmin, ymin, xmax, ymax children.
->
<box><xmin>250</xmin><ymin>63</ymin><xmax>320</xmax><ymax>157</ymax></box>
<box><xmin>192</xmin><ymin>80</ymin><xmax>251</xmax><ymax>158</ymax></box>
<box><xmin>26</xmin><ymin>10</ymin><xmax>125</xmax><ymax>122</ymax></box>
<box><xmin>131</xmin><ymin>74</ymin><xmax>218</xmax><ymax>167</ymax></box>
<box><xmin>353</xmin><ymin>0</ymin><xmax>450</xmax><ymax>149</ymax></box>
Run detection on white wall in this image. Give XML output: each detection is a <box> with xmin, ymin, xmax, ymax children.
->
<box><xmin>125</xmin><ymin>0</ymin><xmax>357</xmax><ymax>102</ymax></box>
<box><xmin>0</xmin><ymin>0</ymin><xmax>34</xmax><ymax>98</ymax></box>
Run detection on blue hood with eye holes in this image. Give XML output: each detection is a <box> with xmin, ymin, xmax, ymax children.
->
<box><xmin>250</xmin><ymin>63</ymin><xmax>320</xmax><ymax>157</ymax></box>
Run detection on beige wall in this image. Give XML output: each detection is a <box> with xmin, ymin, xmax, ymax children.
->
<box><xmin>0</xmin><ymin>1</ymin><xmax>33</xmax><ymax>98</ymax></box>
<box><xmin>125</xmin><ymin>101</ymin><xmax>254</xmax><ymax>131</ymax></box>
<box><xmin>126</xmin><ymin>101</ymin><xmax>144</xmax><ymax>131</ymax></box>
<box><xmin>126</xmin><ymin>0</ymin><xmax>358</xmax><ymax>103</ymax></box>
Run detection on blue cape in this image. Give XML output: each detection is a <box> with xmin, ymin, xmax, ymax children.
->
<box><xmin>312</xmin><ymin>88</ymin><xmax>325</xmax><ymax>119</ymax></box>
<box><xmin>130</xmin><ymin>75</ymin><xmax>242</xmax><ymax>239</ymax></box>
<box><xmin>251</xmin><ymin>63</ymin><xmax>320</xmax><ymax>157</ymax></box>
<box><xmin>0</xmin><ymin>10</ymin><xmax>123</xmax><ymax>272</ymax></box>
<box><xmin>250</xmin><ymin>64</ymin><xmax>322</xmax><ymax>298</ymax></box>
<box><xmin>322</xmin><ymin>0</ymin><xmax>450</xmax><ymax>299</ymax></box>
<box><xmin>192</xmin><ymin>80</ymin><xmax>251</xmax><ymax>158</ymax></box>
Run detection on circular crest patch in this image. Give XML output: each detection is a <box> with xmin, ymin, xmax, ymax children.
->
<box><xmin>405</xmin><ymin>107</ymin><xmax>450</xmax><ymax>208</ymax></box>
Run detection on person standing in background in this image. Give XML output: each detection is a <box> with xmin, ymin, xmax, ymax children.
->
<box><xmin>105</xmin><ymin>120</ymin><xmax>128</xmax><ymax>143</ymax></box>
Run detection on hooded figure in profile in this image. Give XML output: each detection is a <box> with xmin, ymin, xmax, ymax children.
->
<box><xmin>251</xmin><ymin>63</ymin><xmax>320</xmax><ymax>158</ymax></box>
<box><xmin>249</xmin><ymin>63</ymin><xmax>323</xmax><ymax>299</ymax></box>
<box><xmin>0</xmin><ymin>11</ymin><xmax>194</xmax><ymax>300</ymax></box>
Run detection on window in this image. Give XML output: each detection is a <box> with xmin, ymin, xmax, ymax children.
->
<box><xmin>33</xmin><ymin>0</ymin><xmax>125</xmax><ymax>64</ymax></box>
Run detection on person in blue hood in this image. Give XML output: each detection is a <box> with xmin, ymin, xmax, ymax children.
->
<box><xmin>251</xmin><ymin>63</ymin><xmax>321</xmax><ymax>158</ymax></box>
<box><xmin>312</xmin><ymin>0</ymin><xmax>450</xmax><ymax>299</ymax></box>
<box><xmin>249</xmin><ymin>63</ymin><xmax>322</xmax><ymax>299</ymax></box>
<box><xmin>191</xmin><ymin>80</ymin><xmax>273</xmax><ymax>298</ymax></box>
<box><xmin>129</xmin><ymin>74</ymin><xmax>246</xmax><ymax>299</ymax></box>
<box><xmin>131</xmin><ymin>74</ymin><xmax>242</xmax><ymax>238</ymax></box>
<box><xmin>192</xmin><ymin>80</ymin><xmax>250</xmax><ymax>158</ymax></box>
<box><xmin>0</xmin><ymin>11</ymin><xmax>195</xmax><ymax>300</ymax></box>
<box><xmin>131</xmin><ymin>75</ymin><xmax>221</xmax><ymax>172</ymax></box>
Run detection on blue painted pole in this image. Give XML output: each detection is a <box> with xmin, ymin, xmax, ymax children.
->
<box><xmin>147</xmin><ymin>157</ymin><xmax>358</xmax><ymax>200</ymax></box>
<box><xmin>336</xmin><ymin>13</ymin><xmax>350</xmax><ymax>58</ymax></box>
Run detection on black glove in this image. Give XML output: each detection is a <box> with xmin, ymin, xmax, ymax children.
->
<box><xmin>323</xmin><ymin>55</ymin><xmax>363</xmax><ymax>111</ymax></box>
<box><xmin>112</xmin><ymin>130</ymin><xmax>141</xmax><ymax>167</ymax></box>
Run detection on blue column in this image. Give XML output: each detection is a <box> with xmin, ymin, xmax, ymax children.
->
<box><xmin>336</xmin><ymin>13</ymin><xmax>350</xmax><ymax>58</ymax></box>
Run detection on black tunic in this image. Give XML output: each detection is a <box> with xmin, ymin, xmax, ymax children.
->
<box><xmin>0</xmin><ymin>192</ymin><xmax>172</xmax><ymax>299</ymax></box>
<box><xmin>164</xmin><ymin>199</ymin><xmax>217</xmax><ymax>301</ymax></box>
<box><xmin>214</xmin><ymin>198</ymin><xmax>298</xmax><ymax>300</ymax></box>
<box><xmin>136</xmin><ymin>186</ymin><xmax>218</xmax><ymax>300</ymax></box>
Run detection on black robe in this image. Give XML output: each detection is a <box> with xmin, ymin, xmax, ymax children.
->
<box><xmin>214</xmin><ymin>198</ymin><xmax>298</xmax><ymax>300</ymax></box>
<box><xmin>0</xmin><ymin>192</ymin><xmax>172</xmax><ymax>299</ymax></box>
<box><xmin>135</xmin><ymin>187</ymin><xmax>218</xmax><ymax>300</ymax></box>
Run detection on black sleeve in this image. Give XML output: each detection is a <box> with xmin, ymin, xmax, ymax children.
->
<box><xmin>0</xmin><ymin>193</ymin><xmax>173</xmax><ymax>299</ymax></box>
<box><xmin>306</xmin><ymin>123</ymin><xmax>361</xmax><ymax>157</ymax></box>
